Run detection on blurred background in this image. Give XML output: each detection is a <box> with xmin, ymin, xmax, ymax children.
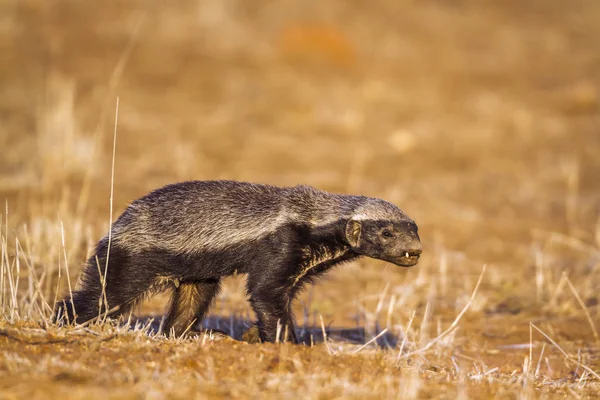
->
<box><xmin>1</xmin><ymin>0</ymin><xmax>599</xmax><ymax>338</ymax></box>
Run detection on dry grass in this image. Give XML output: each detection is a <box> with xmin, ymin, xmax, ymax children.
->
<box><xmin>1</xmin><ymin>0</ymin><xmax>600</xmax><ymax>398</ymax></box>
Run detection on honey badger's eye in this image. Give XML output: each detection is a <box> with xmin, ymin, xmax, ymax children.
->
<box><xmin>382</xmin><ymin>230</ymin><xmax>393</xmax><ymax>238</ymax></box>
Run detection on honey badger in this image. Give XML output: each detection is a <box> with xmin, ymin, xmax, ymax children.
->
<box><xmin>54</xmin><ymin>180</ymin><xmax>422</xmax><ymax>343</ymax></box>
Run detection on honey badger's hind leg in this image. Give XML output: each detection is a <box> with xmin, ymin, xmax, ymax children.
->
<box><xmin>163</xmin><ymin>278</ymin><xmax>221</xmax><ymax>338</ymax></box>
<box><xmin>53</xmin><ymin>243</ymin><xmax>157</xmax><ymax>326</ymax></box>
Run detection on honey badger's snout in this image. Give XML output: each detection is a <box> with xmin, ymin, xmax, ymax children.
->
<box><xmin>394</xmin><ymin>231</ymin><xmax>422</xmax><ymax>267</ymax></box>
<box><xmin>403</xmin><ymin>238</ymin><xmax>422</xmax><ymax>258</ymax></box>
<box><xmin>379</xmin><ymin>220</ymin><xmax>422</xmax><ymax>267</ymax></box>
<box><xmin>400</xmin><ymin>237</ymin><xmax>422</xmax><ymax>265</ymax></box>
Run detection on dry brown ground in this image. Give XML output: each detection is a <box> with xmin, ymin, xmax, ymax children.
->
<box><xmin>1</xmin><ymin>0</ymin><xmax>600</xmax><ymax>398</ymax></box>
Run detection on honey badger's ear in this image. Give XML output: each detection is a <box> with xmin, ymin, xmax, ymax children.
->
<box><xmin>345</xmin><ymin>220</ymin><xmax>362</xmax><ymax>247</ymax></box>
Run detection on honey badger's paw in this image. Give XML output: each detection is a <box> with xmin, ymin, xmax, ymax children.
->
<box><xmin>242</xmin><ymin>326</ymin><xmax>262</xmax><ymax>344</ymax></box>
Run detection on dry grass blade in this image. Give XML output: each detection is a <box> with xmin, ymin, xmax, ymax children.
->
<box><xmin>352</xmin><ymin>328</ymin><xmax>388</xmax><ymax>354</ymax></box>
<box><xmin>60</xmin><ymin>220</ymin><xmax>76</xmax><ymax>321</ymax></box>
<box><xmin>531</xmin><ymin>324</ymin><xmax>600</xmax><ymax>381</ymax></box>
<box><xmin>397</xmin><ymin>309</ymin><xmax>416</xmax><ymax>361</ymax></box>
<box><xmin>534</xmin><ymin>343</ymin><xmax>546</xmax><ymax>378</ymax></box>
<box><xmin>178</xmin><ymin>318</ymin><xmax>198</xmax><ymax>340</ymax></box>
<box><xmin>15</xmin><ymin>238</ymin><xmax>53</xmax><ymax>320</ymax></box>
<box><xmin>563</xmin><ymin>272</ymin><xmax>600</xmax><ymax>345</ymax></box>
<box><xmin>549</xmin><ymin>273</ymin><xmax>568</xmax><ymax>308</ymax></box>
<box><xmin>79</xmin><ymin>305</ymin><xmax>121</xmax><ymax>328</ymax></box>
<box><xmin>400</xmin><ymin>264</ymin><xmax>487</xmax><ymax>359</ymax></box>
<box><xmin>528</xmin><ymin>322</ymin><xmax>533</xmax><ymax>377</ymax></box>
<box><xmin>1</xmin><ymin>212</ymin><xmax>4</xmax><ymax>312</ymax></box>
<box><xmin>101</xmin><ymin>97</ymin><xmax>119</xmax><ymax>324</ymax></box>
<box><xmin>320</xmin><ymin>314</ymin><xmax>332</xmax><ymax>355</ymax></box>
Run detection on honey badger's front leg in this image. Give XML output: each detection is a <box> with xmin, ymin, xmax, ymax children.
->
<box><xmin>246</xmin><ymin>272</ymin><xmax>298</xmax><ymax>343</ymax></box>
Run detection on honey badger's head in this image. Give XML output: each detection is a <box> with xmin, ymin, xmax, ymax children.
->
<box><xmin>345</xmin><ymin>199</ymin><xmax>422</xmax><ymax>267</ymax></box>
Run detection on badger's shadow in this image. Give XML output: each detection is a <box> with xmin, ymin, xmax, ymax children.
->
<box><xmin>135</xmin><ymin>314</ymin><xmax>399</xmax><ymax>348</ymax></box>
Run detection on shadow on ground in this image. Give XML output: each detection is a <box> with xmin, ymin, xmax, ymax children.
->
<box><xmin>136</xmin><ymin>314</ymin><xmax>399</xmax><ymax>347</ymax></box>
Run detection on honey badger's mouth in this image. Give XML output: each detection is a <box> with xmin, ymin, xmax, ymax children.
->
<box><xmin>393</xmin><ymin>251</ymin><xmax>421</xmax><ymax>267</ymax></box>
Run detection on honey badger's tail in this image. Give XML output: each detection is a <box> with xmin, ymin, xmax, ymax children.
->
<box><xmin>52</xmin><ymin>250</ymin><xmax>110</xmax><ymax>325</ymax></box>
<box><xmin>52</xmin><ymin>237</ymin><xmax>160</xmax><ymax>326</ymax></box>
<box><xmin>52</xmin><ymin>289</ymin><xmax>103</xmax><ymax>325</ymax></box>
